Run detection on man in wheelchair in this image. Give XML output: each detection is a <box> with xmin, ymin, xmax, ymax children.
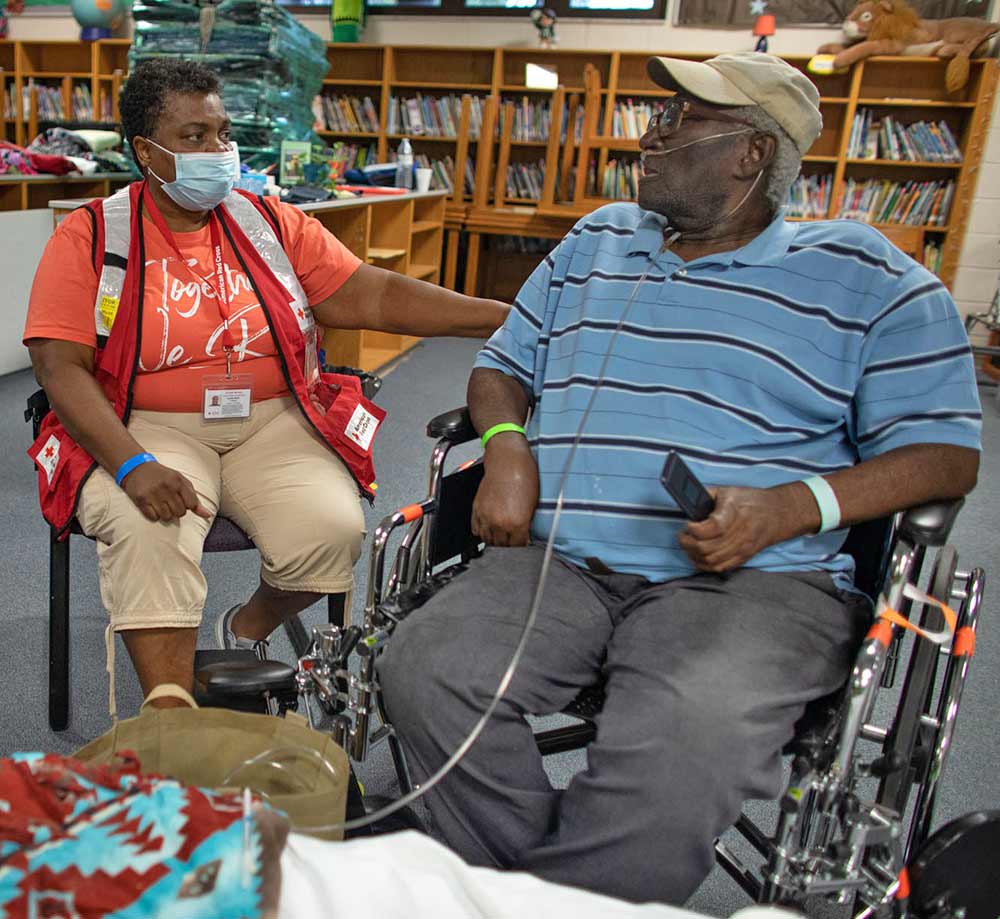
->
<box><xmin>377</xmin><ymin>53</ymin><xmax>982</xmax><ymax>905</ymax></box>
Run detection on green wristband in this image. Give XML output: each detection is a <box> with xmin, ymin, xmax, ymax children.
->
<box><xmin>802</xmin><ymin>475</ymin><xmax>841</xmax><ymax>534</ymax></box>
<box><xmin>481</xmin><ymin>422</ymin><xmax>526</xmax><ymax>449</ymax></box>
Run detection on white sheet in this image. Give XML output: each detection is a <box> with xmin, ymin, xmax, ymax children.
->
<box><xmin>277</xmin><ymin>831</ymin><xmax>798</xmax><ymax>919</ymax></box>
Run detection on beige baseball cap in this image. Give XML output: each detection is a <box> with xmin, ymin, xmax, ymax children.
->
<box><xmin>646</xmin><ymin>52</ymin><xmax>822</xmax><ymax>155</ymax></box>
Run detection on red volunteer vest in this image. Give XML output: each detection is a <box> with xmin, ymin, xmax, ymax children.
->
<box><xmin>28</xmin><ymin>181</ymin><xmax>384</xmax><ymax>538</ymax></box>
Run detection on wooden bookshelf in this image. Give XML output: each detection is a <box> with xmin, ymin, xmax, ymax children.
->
<box><xmin>547</xmin><ymin>53</ymin><xmax>997</xmax><ymax>291</ymax></box>
<box><xmin>4</xmin><ymin>41</ymin><xmax>995</xmax><ymax>294</ymax></box>
<box><xmin>303</xmin><ymin>190</ymin><xmax>447</xmax><ymax>371</ymax></box>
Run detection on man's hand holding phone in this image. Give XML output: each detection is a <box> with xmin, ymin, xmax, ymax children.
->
<box><xmin>662</xmin><ymin>452</ymin><xmax>792</xmax><ymax>573</ymax></box>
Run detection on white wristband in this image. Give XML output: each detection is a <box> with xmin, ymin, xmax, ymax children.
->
<box><xmin>802</xmin><ymin>476</ymin><xmax>841</xmax><ymax>534</ymax></box>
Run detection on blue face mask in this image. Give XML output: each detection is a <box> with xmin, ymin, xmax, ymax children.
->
<box><xmin>146</xmin><ymin>139</ymin><xmax>239</xmax><ymax>212</ymax></box>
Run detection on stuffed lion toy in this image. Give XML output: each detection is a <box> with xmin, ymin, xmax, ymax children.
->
<box><xmin>817</xmin><ymin>0</ymin><xmax>999</xmax><ymax>92</ymax></box>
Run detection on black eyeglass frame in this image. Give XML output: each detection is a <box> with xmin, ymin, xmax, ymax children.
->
<box><xmin>645</xmin><ymin>97</ymin><xmax>760</xmax><ymax>140</ymax></box>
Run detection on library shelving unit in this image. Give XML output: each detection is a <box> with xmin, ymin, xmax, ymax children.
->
<box><xmin>563</xmin><ymin>52</ymin><xmax>998</xmax><ymax>291</ymax></box>
<box><xmin>4</xmin><ymin>41</ymin><xmax>996</xmax><ymax>294</ymax></box>
<box><xmin>0</xmin><ymin>38</ymin><xmax>132</xmax><ymax>209</ymax></box>
<box><xmin>0</xmin><ymin>40</ymin><xmax>15</xmax><ymax>145</ymax></box>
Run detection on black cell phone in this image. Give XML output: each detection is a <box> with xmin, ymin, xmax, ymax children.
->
<box><xmin>661</xmin><ymin>452</ymin><xmax>715</xmax><ymax>521</ymax></box>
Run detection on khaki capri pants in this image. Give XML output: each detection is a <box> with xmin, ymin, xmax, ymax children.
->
<box><xmin>77</xmin><ymin>397</ymin><xmax>366</xmax><ymax>632</ymax></box>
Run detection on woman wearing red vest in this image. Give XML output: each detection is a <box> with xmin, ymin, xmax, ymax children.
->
<box><xmin>23</xmin><ymin>59</ymin><xmax>508</xmax><ymax>709</ymax></box>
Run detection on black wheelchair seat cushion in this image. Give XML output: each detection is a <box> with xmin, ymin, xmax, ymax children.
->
<box><xmin>196</xmin><ymin>657</ymin><xmax>296</xmax><ymax>697</ymax></box>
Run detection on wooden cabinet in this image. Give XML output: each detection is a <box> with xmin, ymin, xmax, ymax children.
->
<box><xmin>299</xmin><ymin>190</ymin><xmax>448</xmax><ymax>372</ymax></box>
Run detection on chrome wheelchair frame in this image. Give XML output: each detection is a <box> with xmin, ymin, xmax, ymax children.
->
<box><xmin>201</xmin><ymin>407</ymin><xmax>990</xmax><ymax>917</ymax></box>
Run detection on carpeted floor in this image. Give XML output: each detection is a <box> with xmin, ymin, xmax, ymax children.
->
<box><xmin>1</xmin><ymin>337</ymin><xmax>997</xmax><ymax>916</ymax></box>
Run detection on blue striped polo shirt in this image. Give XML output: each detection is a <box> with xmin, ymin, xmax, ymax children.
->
<box><xmin>473</xmin><ymin>203</ymin><xmax>981</xmax><ymax>586</ymax></box>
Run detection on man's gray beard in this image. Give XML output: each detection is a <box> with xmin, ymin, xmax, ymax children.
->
<box><xmin>637</xmin><ymin>184</ymin><xmax>728</xmax><ymax>230</ymax></box>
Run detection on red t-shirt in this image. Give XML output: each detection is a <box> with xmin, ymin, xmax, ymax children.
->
<box><xmin>24</xmin><ymin>199</ymin><xmax>362</xmax><ymax>412</ymax></box>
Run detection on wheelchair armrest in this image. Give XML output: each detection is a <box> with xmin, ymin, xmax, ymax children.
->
<box><xmin>897</xmin><ymin>498</ymin><xmax>964</xmax><ymax>548</ymax></box>
<box><xmin>426</xmin><ymin>406</ymin><xmax>477</xmax><ymax>444</ymax></box>
<box><xmin>322</xmin><ymin>365</ymin><xmax>383</xmax><ymax>402</ymax></box>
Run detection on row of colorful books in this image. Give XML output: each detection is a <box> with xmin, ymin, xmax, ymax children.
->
<box><xmin>327</xmin><ymin>141</ymin><xmax>378</xmax><ymax>173</ymax></box>
<box><xmin>506</xmin><ymin>160</ymin><xmax>546</xmax><ymax>200</ymax></box>
<box><xmin>499</xmin><ymin>97</ymin><xmax>554</xmax><ymax>143</ymax></box>
<box><xmin>785</xmin><ymin>173</ymin><xmax>832</xmax><ymax>219</ymax></box>
<box><xmin>597</xmin><ymin>157</ymin><xmax>641</xmax><ymax>201</ymax></box>
<box><xmin>387</xmin><ymin>94</ymin><xmax>485</xmax><ymax>139</ymax></box>
<box><xmin>411</xmin><ymin>153</ymin><xmax>476</xmax><ymax>196</ymax></box>
<box><xmin>3</xmin><ymin>83</ymin><xmax>15</xmax><ymax>120</ymax></box>
<box><xmin>923</xmin><ymin>240</ymin><xmax>943</xmax><ymax>274</ymax></box>
<box><xmin>837</xmin><ymin>178</ymin><xmax>954</xmax><ymax>226</ymax></box>
<box><xmin>847</xmin><ymin>109</ymin><xmax>962</xmax><ymax>162</ymax></box>
<box><xmin>610</xmin><ymin>98</ymin><xmax>666</xmax><ymax>139</ymax></box>
<box><xmin>313</xmin><ymin>95</ymin><xmax>380</xmax><ymax>134</ymax></box>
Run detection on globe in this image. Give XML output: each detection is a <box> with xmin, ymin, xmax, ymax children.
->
<box><xmin>70</xmin><ymin>0</ymin><xmax>129</xmax><ymax>40</ymax></box>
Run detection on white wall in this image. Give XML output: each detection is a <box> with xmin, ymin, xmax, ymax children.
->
<box><xmin>0</xmin><ymin>209</ymin><xmax>56</xmax><ymax>375</ymax></box>
<box><xmin>3</xmin><ymin>11</ymin><xmax>997</xmax><ymax>367</ymax></box>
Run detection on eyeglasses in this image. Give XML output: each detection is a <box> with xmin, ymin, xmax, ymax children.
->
<box><xmin>645</xmin><ymin>97</ymin><xmax>758</xmax><ymax>140</ymax></box>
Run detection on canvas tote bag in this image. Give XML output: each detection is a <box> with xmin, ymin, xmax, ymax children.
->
<box><xmin>75</xmin><ymin>683</ymin><xmax>349</xmax><ymax>840</ymax></box>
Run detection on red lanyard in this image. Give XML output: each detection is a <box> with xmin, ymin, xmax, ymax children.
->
<box><xmin>143</xmin><ymin>187</ymin><xmax>238</xmax><ymax>355</ymax></box>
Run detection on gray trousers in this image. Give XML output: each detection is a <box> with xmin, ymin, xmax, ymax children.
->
<box><xmin>377</xmin><ymin>546</ymin><xmax>868</xmax><ymax>904</ymax></box>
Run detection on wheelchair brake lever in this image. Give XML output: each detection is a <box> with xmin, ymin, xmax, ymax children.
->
<box><xmin>337</xmin><ymin>625</ymin><xmax>363</xmax><ymax>664</ymax></box>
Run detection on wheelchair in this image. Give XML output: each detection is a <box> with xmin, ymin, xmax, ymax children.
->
<box><xmin>201</xmin><ymin>406</ymin><xmax>995</xmax><ymax>917</ymax></box>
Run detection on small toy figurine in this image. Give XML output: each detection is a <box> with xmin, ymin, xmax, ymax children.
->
<box><xmin>530</xmin><ymin>7</ymin><xmax>558</xmax><ymax>50</ymax></box>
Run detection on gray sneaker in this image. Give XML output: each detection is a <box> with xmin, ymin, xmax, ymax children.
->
<box><xmin>214</xmin><ymin>604</ymin><xmax>269</xmax><ymax>661</ymax></box>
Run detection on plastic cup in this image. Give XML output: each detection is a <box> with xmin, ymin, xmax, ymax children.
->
<box><xmin>415</xmin><ymin>167</ymin><xmax>433</xmax><ymax>193</ymax></box>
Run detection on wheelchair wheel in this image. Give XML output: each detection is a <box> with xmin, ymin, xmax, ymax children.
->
<box><xmin>908</xmin><ymin>811</ymin><xmax>1000</xmax><ymax>919</ymax></box>
<box><xmin>875</xmin><ymin>546</ymin><xmax>957</xmax><ymax>826</ymax></box>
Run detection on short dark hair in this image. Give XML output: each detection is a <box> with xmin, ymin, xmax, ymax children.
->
<box><xmin>119</xmin><ymin>59</ymin><xmax>222</xmax><ymax>152</ymax></box>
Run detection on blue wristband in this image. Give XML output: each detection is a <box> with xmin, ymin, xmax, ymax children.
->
<box><xmin>115</xmin><ymin>452</ymin><xmax>157</xmax><ymax>487</ymax></box>
<box><xmin>801</xmin><ymin>475</ymin><xmax>841</xmax><ymax>534</ymax></box>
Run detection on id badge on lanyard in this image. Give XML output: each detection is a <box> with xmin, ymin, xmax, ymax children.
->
<box><xmin>147</xmin><ymin>198</ymin><xmax>254</xmax><ymax>420</ymax></box>
<box><xmin>201</xmin><ymin>218</ymin><xmax>253</xmax><ymax>419</ymax></box>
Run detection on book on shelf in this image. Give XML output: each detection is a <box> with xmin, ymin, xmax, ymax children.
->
<box><xmin>3</xmin><ymin>82</ymin><xmax>16</xmax><ymax>120</ymax></box>
<box><xmin>388</xmin><ymin>94</ymin><xmax>484</xmax><ymax>140</ymax></box>
<box><xmin>410</xmin><ymin>152</ymin><xmax>475</xmax><ymax>196</ymax></box>
<box><xmin>505</xmin><ymin>159</ymin><xmax>545</xmax><ymax>200</ymax></box>
<box><xmin>611</xmin><ymin>98</ymin><xmax>665</xmax><ymax>139</ymax></box>
<box><xmin>846</xmin><ymin>109</ymin><xmax>962</xmax><ymax>162</ymax></box>
<box><xmin>595</xmin><ymin>157</ymin><xmax>641</xmax><ymax>200</ymax></box>
<box><xmin>71</xmin><ymin>84</ymin><xmax>94</xmax><ymax>121</ymax></box>
<box><xmin>23</xmin><ymin>81</ymin><xmax>67</xmax><ymax>121</ymax></box>
<box><xmin>785</xmin><ymin>173</ymin><xmax>832</xmax><ymax>218</ymax></box>
<box><xmin>325</xmin><ymin>140</ymin><xmax>378</xmax><ymax>175</ymax></box>
<box><xmin>923</xmin><ymin>240</ymin><xmax>943</xmax><ymax>274</ymax></box>
<box><xmin>837</xmin><ymin>177</ymin><xmax>955</xmax><ymax>226</ymax></box>
<box><xmin>315</xmin><ymin>94</ymin><xmax>380</xmax><ymax>133</ymax></box>
<box><xmin>500</xmin><ymin>96</ymin><xmax>553</xmax><ymax>143</ymax></box>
